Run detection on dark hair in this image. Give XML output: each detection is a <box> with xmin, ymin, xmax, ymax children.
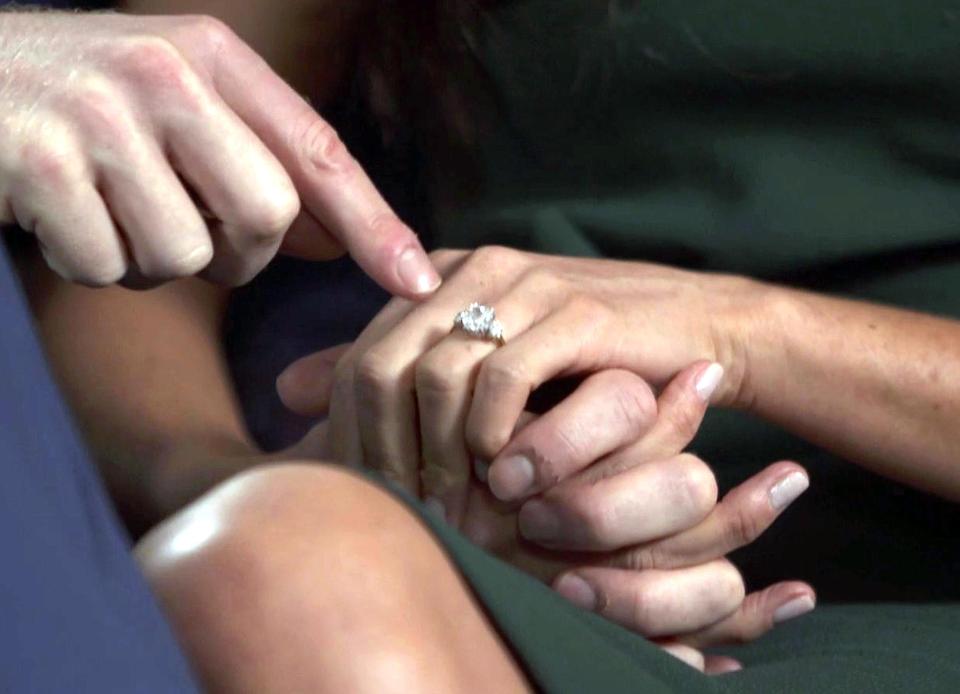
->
<box><xmin>357</xmin><ymin>1</ymin><xmax>497</xmax><ymax>147</ymax></box>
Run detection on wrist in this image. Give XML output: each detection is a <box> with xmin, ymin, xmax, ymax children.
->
<box><xmin>707</xmin><ymin>274</ymin><xmax>790</xmax><ymax>411</ymax></box>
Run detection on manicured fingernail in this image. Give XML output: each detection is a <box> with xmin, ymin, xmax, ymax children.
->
<box><xmin>489</xmin><ymin>455</ymin><xmax>535</xmax><ymax>501</ymax></box>
<box><xmin>769</xmin><ymin>471</ymin><xmax>809</xmax><ymax>511</ymax></box>
<box><xmin>695</xmin><ymin>362</ymin><xmax>724</xmax><ymax>402</ymax></box>
<box><xmin>473</xmin><ymin>458</ymin><xmax>490</xmax><ymax>483</ymax></box>
<box><xmin>773</xmin><ymin>595</ymin><xmax>815</xmax><ymax>624</ymax></box>
<box><xmin>555</xmin><ymin>574</ymin><xmax>597</xmax><ymax>611</ymax></box>
<box><xmin>397</xmin><ymin>246</ymin><xmax>442</xmax><ymax>295</ymax></box>
<box><xmin>518</xmin><ymin>500</ymin><xmax>560</xmax><ymax>542</ymax></box>
<box><xmin>424</xmin><ymin>496</ymin><xmax>447</xmax><ymax>523</ymax></box>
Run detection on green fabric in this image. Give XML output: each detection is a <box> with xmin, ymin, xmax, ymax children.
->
<box><xmin>416</xmin><ymin>0</ymin><xmax>960</xmax><ymax>603</ymax></box>
<box><xmin>386</xmin><ymin>1</ymin><xmax>960</xmax><ymax>690</ymax></box>
<box><xmin>397</xmin><ymin>484</ymin><xmax>960</xmax><ymax>693</ymax></box>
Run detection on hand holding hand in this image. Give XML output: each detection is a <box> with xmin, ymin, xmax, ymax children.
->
<box><xmin>280</xmin><ymin>350</ymin><xmax>814</xmax><ymax>673</ymax></box>
<box><xmin>278</xmin><ymin>246</ymin><xmax>763</xmax><ymax>521</ymax></box>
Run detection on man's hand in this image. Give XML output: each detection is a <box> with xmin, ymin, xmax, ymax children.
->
<box><xmin>0</xmin><ymin>11</ymin><xmax>440</xmax><ymax>293</ymax></box>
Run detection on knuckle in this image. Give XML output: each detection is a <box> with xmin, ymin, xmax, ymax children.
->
<box><xmin>108</xmin><ymin>35</ymin><xmax>194</xmax><ymax>94</ymax></box>
<box><xmin>77</xmin><ymin>258</ymin><xmax>126</xmax><ymax>287</ymax></box>
<box><xmin>606</xmin><ymin>372</ymin><xmax>657</xmax><ymax>435</ymax></box>
<box><xmin>616</xmin><ymin>544</ymin><xmax>661</xmax><ymax>572</ymax></box>
<box><xmin>56</xmin><ymin>76</ymin><xmax>133</xmax><ymax>144</ymax></box>
<box><xmin>414</xmin><ymin>356</ymin><xmax>463</xmax><ymax>398</ymax></box>
<box><xmin>239</xmin><ymin>188</ymin><xmax>301</xmax><ymax>245</ymax></box>
<box><xmin>144</xmin><ymin>242</ymin><xmax>213</xmax><ymax>279</ymax></box>
<box><xmin>470</xmin><ymin>245</ymin><xmax>521</xmax><ymax>273</ymax></box>
<box><xmin>297</xmin><ymin>116</ymin><xmax>353</xmax><ymax>175</ymax></box>
<box><xmin>465</xmin><ymin>421</ymin><xmax>509</xmax><ymax>461</ymax></box>
<box><xmin>667</xmin><ymin>398</ymin><xmax>704</xmax><ymax>441</ymax></box>
<box><xmin>716</xmin><ymin>562</ymin><xmax>747</xmax><ymax>611</ymax></box>
<box><xmin>675</xmin><ymin>454</ymin><xmax>719</xmax><ymax>517</ymax></box>
<box><xmin>354</xmin><ymin>350</ymin><xmax>400</xmax><ymax>405</ymax></box>
<box><xmin>186</xmin><ymin>14</ymin><xmax>236</xmax><ymax>53</ymax></box>
<box><xmin>550</xmin><ymin>424</ymin><xmax>588</xmax><ymax>466</ymax></box>
<box><xmin>15</xmin><ymin>121</ymin><xmax>84</xmax><ymax>188</ymax></box>
<box><xmin>724</xmin><ymin>504</ymin><xmax>764</xmax><ymax>550</ymax></box>
<box><xmin>479</xmin><ymin>356</ymin><xmax>528</xmax><ymax>394</ymax></box>
<box><xmin>19</xmin><ymin>141</ymin><xmax>81</xmax><ymax>188</ymax></box>
<box><xmin>518</xmin><ymin>265</ymin><xmax>564</xmax><ymax>295</ymax></box>
<box><xmin>571</xmin><ymin>494</ymin><xmax>615</xmax><ymax>547</ymax></box>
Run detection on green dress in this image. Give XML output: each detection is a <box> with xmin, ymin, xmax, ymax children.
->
<box><xmin>382</xmin><ymin>1</ymin><xmax>960</xmax><ymax>690</ymax></box>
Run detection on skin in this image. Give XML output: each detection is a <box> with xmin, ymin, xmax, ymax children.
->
<box><xmin>281</xmin><ymin>246</ymin><xmax>960</xmax><ymax>504</ymax></box>
<box><xmin>137</xmin><ymin>463</ymin><xmax>808</xmax><ymax>687</ymax></box>
<box><xmin>0</xmin><ymin>7</ymin><xmax>440</xmax><ymax>294</ymax></box>
<box><xmin>137</xmin><ymin>464</ymin><xmax>532</xmax><ymax>693</ymax></box>
<box><xmin>12</xmin><ymin>1</ymin><xmax>812</xmax><ymax>681</ymax></box>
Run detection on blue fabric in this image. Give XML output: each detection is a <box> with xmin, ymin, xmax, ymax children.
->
<box><xmin>0</xmin><ymin>242</ymin><xmax>197</xmax><ymax>693</ymax></box>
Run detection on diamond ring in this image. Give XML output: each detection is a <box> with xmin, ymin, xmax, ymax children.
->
<box><xmin>453</xmin><ymin>302</ymin><xmax>506</xmax><ymax>346</ymax></box>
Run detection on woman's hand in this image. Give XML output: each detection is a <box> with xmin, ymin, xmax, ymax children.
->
<box><xmin>278</xmin><ymin>246</ymin><xmax>767</xmax><ymax>521</ymax></box>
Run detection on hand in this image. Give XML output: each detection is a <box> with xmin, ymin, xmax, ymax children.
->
<box><xmin>0</xmin><ymin>11</ymin><xmax>439</xmax><ymax>293</ymax></box>
<box><xmin>454</xmin><ymin>365</ymin><xmax>814</xmax><ymax>670</ymax></box>
<box><xmin>279</xmin><ymin>352</ymin><xmax>815</xmax><ymax>673</ymax></box>
<box><xmin>277</xmin><ymin>246</ymin><xmax>764</xmax><ymax>520</ymax></box>
<box><xmin>456</xmin><ymin>364</ymin><xmax>814</xmax><ymax>674</ymax></box>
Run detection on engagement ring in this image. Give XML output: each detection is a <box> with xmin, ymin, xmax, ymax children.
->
<box><xmin>453</xmin><ymin>302</ymin><xmax>506</xmax><ymax>346</ymax></box>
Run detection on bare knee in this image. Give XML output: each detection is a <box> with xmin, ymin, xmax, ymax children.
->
<box><xmin>137</xmin><ymin>464</ymin><xmax>449</xmax><ymax>692</ymax></box>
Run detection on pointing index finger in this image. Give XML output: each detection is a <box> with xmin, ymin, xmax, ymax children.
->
<box><xmin>176</xmin><ymin>18</ymin><xmax>441</xmax><ymax>298</ymax></box>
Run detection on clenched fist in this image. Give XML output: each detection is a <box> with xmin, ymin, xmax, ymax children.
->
<box><xmin>0</xmin><ymin>11</ymin><xmax>440</xmax><ymax>292</ymax></box>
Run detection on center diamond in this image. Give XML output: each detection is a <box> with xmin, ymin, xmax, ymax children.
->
<box><xmin>455</xmin><ymin>303</ymin><xmax>504</xmax><ymax>341</ymax></box>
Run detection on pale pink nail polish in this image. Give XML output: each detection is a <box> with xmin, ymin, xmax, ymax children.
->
<box><xmin>555</xmin><ymin>574</ymin><xmax>597</xmax><ymax>611</ymax></box>
<box><xmin>769</xmin><ymin>471</ymin><xmax>810</xmax><ymax>511</ymax></box>
<box><xmin>695</xmin><ymin>363</ymin><xmax>724</xmax><ymax>402</ymax></box>
<box><xmin>773</xmin><ymin>595</ymin><xmax>815</xmax><ymax>624</ymax></box>
<box><xmin>489</xmin><ymin>455</ymin><xmax>535</xmax><ymax>501</ymax></box>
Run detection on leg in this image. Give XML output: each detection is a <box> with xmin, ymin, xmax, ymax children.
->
<box><xmin>0</xmin><ymin>239</ymin><xmax>196</xmax><ymax>692</ymax></box>
<box><xmin>136</xmin><ymin>464</ymin><xmax>530</xmax><ymax>694</ymax></box>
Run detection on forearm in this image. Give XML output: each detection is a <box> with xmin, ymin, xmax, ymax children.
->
<box><xmin>738</xmin><ymin>284</ymin><xmax>960</xmax><ymax>501</ymax></box>
<box><xmin>18</xmin><ymin>252</ymin><xmax>258</xmax><ymax>525</ymax></box>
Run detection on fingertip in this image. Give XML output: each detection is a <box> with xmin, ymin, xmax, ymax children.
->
<box><xmin>768</xmin><ymin>468</ymin><xmax>810</xmax><ymax>512</ymax></box>
<box><xmin>275</xmin><ymin>359</ymin><xmax>332</xmax><ymax>416</ymax></box>
<box><xmin>773</xmin><ymin>593</ymin><xmax>816</xmax><ymax>624</ymax></box>
<box><xmin>705</xmin><ymin>656</ymin><xmax>743</xmax><ymax>675</ymax></box>
<box><xmin>694</xmin><ymin>362</ymin><xmax>724</xmax><ymax>402</ymax></box>
<box><xmin>275</xmin><ymin>366</ymin><xmax>299</xmax><ymax>409</ymax></box>
<box><xmin>395</xmin><ymin>244</ymin><xmax>442</xmax><ymax>297</ymax></box>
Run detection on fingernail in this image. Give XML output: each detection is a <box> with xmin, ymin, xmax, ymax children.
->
<box><xmin>695</xmin><ymin>362</ymin><xmax>724</xmax><ymax>402</ymax></box>
<box><xmin>488</xmin><ymin>455</ymin><xmax>535</xmax><ymax>501</ymax></box>
<box><xmin>518</xmin><ymin>500</ymin><xmax>560</xmax><ymax>542</ymax></box>
<box><xmin>473</xmin><ymin>458</ymin><xmax>490</xmax><ymax>483</ymax></box>
<box><xmin>769</xmin><ymin>471</ymin><xmax>809</xmax><ymax>511</ymax></box>
<box><xmin>424</xmin><ymin>496</ymin><xmax>447</xmax><ymax>523</ymax></box>
<box><xmin>396</xmin><ymin>246</ymin><xmax>441</xmax><ymax>295</ymax></box>
<box><xmin>275</xmin><ymin>368</ymin><xmax>296</xmax><ymax>399</ymax></box>
<box><xmin>773</xmin><ymin>595</ymin><xmax>815</xmax><ymax>624</ymax></box>
<box><xmin>555</xmin><ymin>574</ymin><xmax>597</xmax><ymax>611</ymax></box>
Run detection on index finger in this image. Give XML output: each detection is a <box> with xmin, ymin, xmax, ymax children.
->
<box><xmin>172</xmin><ymin>17</ymin><xmax>441</xmax><ymax>298</ymax></box>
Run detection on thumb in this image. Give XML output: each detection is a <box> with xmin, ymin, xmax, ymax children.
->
<box><xmin>276</xmin><ymin>343</ymin><xmax>351</xmax><ymax>416</ymax></box>
<box><xmin>626</xmin><ymin>360</ymin><xmax>723</xmax><ymax>462</ymax></box>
